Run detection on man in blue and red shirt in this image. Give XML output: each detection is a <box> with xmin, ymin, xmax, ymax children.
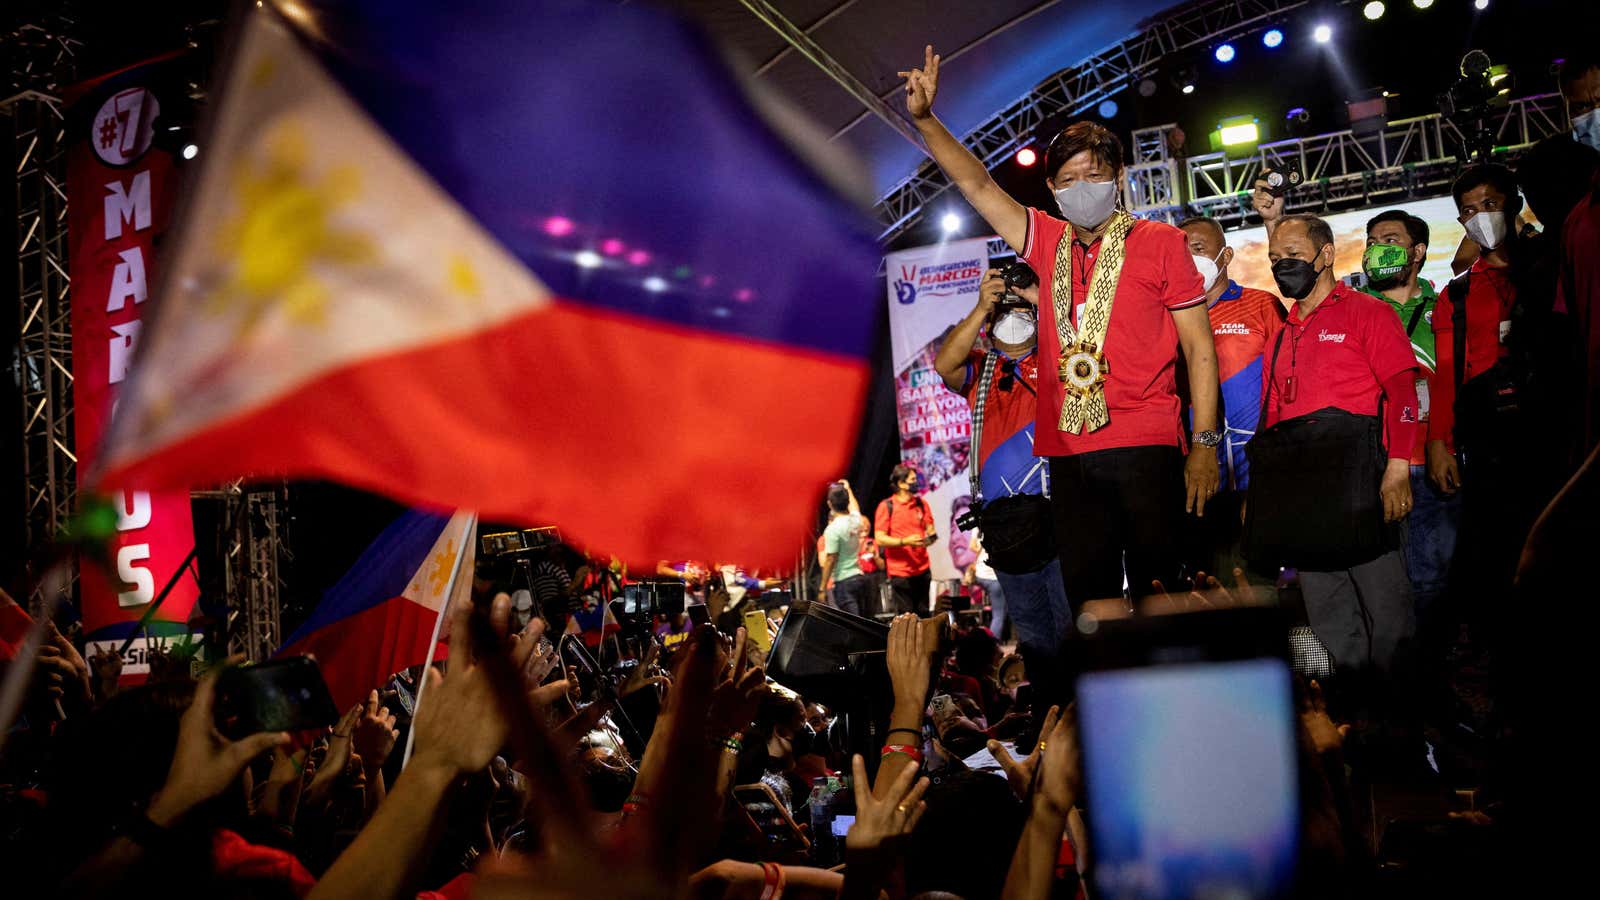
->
<box><xmin>934</xmin><ymin>266</ymin><xmax>1071</xmax><ymax>665</ymax></box>
<box><xmin>1179</xmin><ymin>215</ymin><xmax>1284</xmax><ymax>587</ymax></box>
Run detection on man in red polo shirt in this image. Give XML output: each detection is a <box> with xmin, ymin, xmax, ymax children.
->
<box><xmin>1262</xmin><ymin>213</ymin><xmax>1419</xmax><ymax>678</ymax></box>
<box><xmin>874</xmin><ymin>464</ymin><xmax>937</xmax><ymax>615</ymax></box>
<box><xmin>900</xmin><ymin>46</ymin><xmax>1221</xmax><ymax>604</ymax></box>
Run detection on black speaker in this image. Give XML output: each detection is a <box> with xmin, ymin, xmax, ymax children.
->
<box><xmin>766</xmin><ymin>601</ymin><xmax>890</xmax><ymax>710</ymax></box>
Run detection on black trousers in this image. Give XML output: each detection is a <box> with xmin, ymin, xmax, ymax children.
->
<box><xmin>1048</xmin><ymin>446</ymin><xmax>1185</xmax><ymax>603</ymax></box>
<box><xmin>888</xmin><ymin>571</ymin><xmax>931</xmax><ymax>616</ymax></box>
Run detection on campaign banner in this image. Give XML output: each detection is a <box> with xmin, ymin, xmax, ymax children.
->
<box><xmin>65</xmin><ymin>53</ymin><xmax>201</xmax><ymax>652</ymax></box>
<box><xmin>884</xmin><ymin>237</ymin><xmax>991</xmax><ymax>583</ymax></box>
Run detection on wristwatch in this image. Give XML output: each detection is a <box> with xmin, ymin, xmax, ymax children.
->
<box><xmin>1192</xmin><ymin>430</ymin><xmax>1223</xmax><ymax>448</ymax></box>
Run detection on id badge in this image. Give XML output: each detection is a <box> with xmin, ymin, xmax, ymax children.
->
<box><xmin>1415</xmin><ymin>376</ymin><xmax>1430</xmax><ymax>421</ymax></box>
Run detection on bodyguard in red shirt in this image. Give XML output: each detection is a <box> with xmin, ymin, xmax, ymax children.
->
<box><xmin>899</xmin><ymin>47</ymin><xmax>1221</xmax><ymax>605</ymax></box>
<box><xmin>1262</xmin><ymin>214</ymin><xmax>1419</xmax><ymax>678</ymax></box>
<box><xmin>874</xmin><ymin>464</ymin><xmax>937</xmax><ymax>615</ymax></box>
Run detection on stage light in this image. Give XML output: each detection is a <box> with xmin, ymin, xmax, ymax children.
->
<box><xmin>626</xmin><ymin>249</ymin><xmax>651</xmax><ymax>266</ymax></box>
<box><xmin>1313</xmin><ymin>23</ymin><xmax>1333</xmax><ymax>43</ymax></box>
<box><xmin>1215</xmin><ymin>43</ymin><xmax>1236</xmax><ymax>64</ymax></box>
<box><xmin>643</xmin><ymin>276</ymin><xmax>667</xmax><ymax>293</ymax></box>
<box><xmin>1412</xmin><ymin>0</ymin><xmax>1433</xmax><ymax>8</ymax></box>
<box><xmin>734</xmin><ymin>288</ymin><xmax>756</xmax><ymax>302</ymax></box>
<box><xmin>941</xmin><ymin>212</ymin><xmax>961</xmax><ymax>234</ymax></box>
<box><xmin>600</xmin><ymin>238</ymin><xmax>625</xmax><ymax>255</ymax></box>
<box><xmin>1473</xmin><ymin>0</ymin><xmax>1488</xmax><ymax>8</ymax></box>
<box><xmin>1219</xmin><ymin>122</ymin><xmax>1260</xmax><ymax>146</ymax></box>
<box><xmin>1015</xmin><ymin>147</ymin><xmax>1037</xmax><ymax>167</ymax></box>
<box><xmin>1263</xmin><ymin>29</ymin><xmax>1284</xmax><ymax>49</ymax></box>
<box><xmin>1285</xmin><ymin>106</ymin><xmax>1313</xmax><ymax>137</ymax></box>
<box><xmin>1138</xmin><ymin>77</ymin><xmax>1158</xmax><ymax>97</ymax></box>
<box><xmin>541</xmin><ymin>216</ymin><xmax>575</xmax><ymax>237</ymax></box>
<box><xmin>1098</xmin><ymin>99</ymin><xmax>1119</xmax><ymax>118</ymax></box>
<box><xmin>1182</xmin><ymin>83</ymin><xmax>1196</xmax><ymax>95</ymax></box>
<box><xmin>182</xmin><ymin>143</ymin><xmax>199</xmax><ymax>159</ymax></box>
<box><xmin>575</xmin><ymin>250</ymin><xmax>602</xmax><ymax>269</ymax></box>
<box><xmin>1363</xmin><ymin>2</ymin><xmax>1385</xmax><ymax>21</ymax></box>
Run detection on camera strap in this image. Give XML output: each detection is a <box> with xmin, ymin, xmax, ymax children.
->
<box><xmin>968</xmin><ymin>351</ymin><xmax>1000</xmax><ymax>504</ymax></box>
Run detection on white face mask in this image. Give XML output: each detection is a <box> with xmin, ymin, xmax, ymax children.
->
<box><xmin>1464</xmin><ymin>210</ymin><xmax>1509</xmax><ymax>251</ymax></box>
<box><xmin>992</xmin><ymin>310</ymin><xmax>1037</xmax><ymax>345</ymax></box>
<box><xmin>1575</xmin><ymin>108</ymin><xmax>1600</xmax><ymax>153</ymax></box>
<box><xmin>1052</xmin><ymin>179</ymin><xmax>1119</xmax><ymax>228</ymax></box>
<box><xmin>1191</xmin><ymin>248</ymin><xmax>1225</xmax><ymax>292</ymax></box>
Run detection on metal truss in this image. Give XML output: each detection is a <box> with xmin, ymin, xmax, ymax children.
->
<box><xmin>6</xmin><ymin>90</ymin><xmax>75</xmax><ymax>610</ymax></box>
<box><xmin>218</xmin><ymin>484</ymin><xmax>288</xmax><ymax>662</ymax></box>
<box><xmin>874</xmin><ymin>0</ymin><xmax>1310</xmax><ymax>242</ymax></box>
<box><xmin>1145</xmin><ymin>92</ymin><xmax>1568</xmax><ymax>228</ymax></box>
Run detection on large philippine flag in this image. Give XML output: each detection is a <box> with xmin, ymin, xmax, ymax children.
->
<box><xmin>94</xmin><ymin>1</ymin><xmax>880</xmax><ymax>569</ymax></box>
<box><xmin>277</xmin><ymin>510</ymin><xmax>475</xmax><ymax>710</ymax></box>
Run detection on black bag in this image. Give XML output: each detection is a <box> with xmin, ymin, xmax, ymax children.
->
<box><xmin>1243</xmin><ymin>331</ymin><xmax>1395</xmax><ymax>570</ymax></box>
<box><xmin>967</xmin><ymin>353</ymin><xmax>1056</xmax><ymax>574</ymax></box>
<box><xmin>1448</xmin><ymin>273</ymin><xmax>1530</xmax><ymax>465</ymax></box>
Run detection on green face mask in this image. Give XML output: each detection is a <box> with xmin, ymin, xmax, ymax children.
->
<box><xmin>1363</xmin><ymin>243</ymin><xmax>1410</xmax><ymax>286</ymax></box>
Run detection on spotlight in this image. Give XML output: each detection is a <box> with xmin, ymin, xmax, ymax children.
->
<box><xmin>1313</xmin><ymin>23</ymin><xmax>1333</xmax><ymax>43</ymax></box>
<box><xmin>1263</xmin><ymin>29</ymin><xmax>1284</xmax><ymax>49</ymax></box>
<box><xmin>643</xmin><ymin>276</ymin><xmax>668</xmax><ymax>293</ymax></box>
<box><xmin>600</xmin><ymin>238</ymin><xmax>625</xmax><ymax>255</ymax></box>
<box><xmin>1363</xmin><ymin>1</ymin><xmax>1385</xmax><ymax>21</ymax></box>
<box><xmin>1098</xmin><ymin>99</ymin><xmax>1119</xmax><ymax>118</ymax></box>
<box><xmin>182</xmin><ymin>143</ymin><xmax>199</xmax><ymax>159</ymax></box>
<box><xmin>940</xmin><ymin>213</ymin><xmax>962</xmax><ymax>234</ymax></box>
<box><xmin>1473</xmin><ymin>0</ymin><xmax>1488</xmax><ymax>8</ymax></box>
<box><xmin>1285</xmin><ymin>106</ymin><xmax>1312</xmax><ymax>137</ymax></box>
<box><xmin>1015</xmin><ymin>147</ymin><xmax>1037</xmax><ymax>167</ymax></box>
<box><xmin>1173</xmin><ymin>65</ymin><xmax>1198</xmax><ymax>96</ymax></box>
<box><xmin>1138</xmin><ymin>77</ymin><xmax>1158</xmax><ymax>97</ymax></box>
<box><xmin>734</xmin><ymin>288</ymin><xmax>756</xmax><ymax>302</ymax></box>
<box><xmin>1182</xmin><ymin>83</ymin><xmax>1196</xmax><ymax>95</ymax></box>
<box><xmin>541</xmin><ymin>216</ymin><xmax>575</xmax><ymax>237</ymax></box>
<box><xmin>1218</xmin><ymin>121</ymin><xmax>1260</xmax><ymax>147</ymax></box>
<box><xmin>1412</xmin><ymin>0</ymin><xmax>1433</xmax><ymax>8</ymax></box>
<box><xmin>575</xmin><ymin>250</ymin><xmax>602</xmax><ymax>269</ymax></box>
<box><xmin>1215</xmin><ymin>43</ymin><xmax>1236</xmax><ymax>64</ymax></box>
<box><xmin>625</xmin><ymin>249</ymin><xmax>651</xmax><ymax>266</ymax></box>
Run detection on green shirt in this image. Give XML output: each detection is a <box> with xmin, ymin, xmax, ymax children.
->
<box><xmin>1365</xmin><ymin>280</ymin><xmax>1438</xmax><ymax>374</ymax></box>
<box><xmin>823</xmin><ymin>514</ymin><xmax>864</xmax><ymax>582</ymax></box>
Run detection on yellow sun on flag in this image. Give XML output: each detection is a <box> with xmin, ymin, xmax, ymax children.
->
<box><xmin>209</xmin><ymin>123</ymin><xmax>375</xmax><ymax>334</ymax></box>
<box><xmin>425</xmin><ymin>538</ymin><xmax>459</xmax><ymax>597</ymax></box>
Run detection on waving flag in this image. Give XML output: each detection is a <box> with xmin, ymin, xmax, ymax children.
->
<box><xmin>95</xmin><ymin>0</ymin><xmax>880</xmax><ymax>569</ymax></box>
<box><xmin>277</xmin><ymin>510</ymin><xmax>474</xmax><ymax>709</ymax></box>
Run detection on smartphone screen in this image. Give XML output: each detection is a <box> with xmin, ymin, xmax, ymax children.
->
<box><xmin>744</xmin><ymin>609</ymin><xmax>772</xmax><ymax>652</ymax></box>
<box><xmin>1077</xmin><ymin>657</ymin><xmax>1298</xmax><ymax>899</ymax></box>
<box><xmin>687</xmin><ymin>603</ymin><xmax>710</xmax><ymax>627</ymax></box>
<box><xmin>215</xmin><ymin>656</ymin><xmax>340</xmax><ymax>738</ymax></box>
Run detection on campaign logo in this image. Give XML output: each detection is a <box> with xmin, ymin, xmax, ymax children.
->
<box><xmin>1317</xmin><ymin>330</ymin><xmax>1346</xmax><ymax>343</ymax></box>
<box><xmin>894</xmin><ymin>265</ymin><xmax>919</xmax><ymax>305</ymax></box>
<box><xmin>91</xmin><ymin>87</ymin><xmax>161</xmax><ymax>166</ymax></box>
<box><xmin>895</xmin><ymin>258</ymin><xmax>984</xmax><ymax>306</ymax></box>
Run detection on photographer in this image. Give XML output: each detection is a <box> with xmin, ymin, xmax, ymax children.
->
<box><xmin>900</xmin><ymin>46</ymin><xmax>1220</xmax><ymax>606</ymax></box>
<box><xmin>933</xmin><ymin>264</ymin><xmax>1071</xmax><ymax>701</ymax></box>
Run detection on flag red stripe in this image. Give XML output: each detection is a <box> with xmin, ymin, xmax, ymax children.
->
<box><xmin>278</xmin><ymin>594</ymin><xmax>447</xmax><ymax>711</ymax></box>
<box><xmin>102</xmin><ymin>301</ymin><xmax>866</xmax><ymax>569</ymax></box>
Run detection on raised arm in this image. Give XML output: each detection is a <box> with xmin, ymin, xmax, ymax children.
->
<box><xmin>901</xmin><ymin>45</ymin><xmax>1027</xmax><ymax>252</ymax></box>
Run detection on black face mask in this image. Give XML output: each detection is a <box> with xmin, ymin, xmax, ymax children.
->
<box><xmin>1271</xmin><ymin>257</ymin><xmax>1324</xmax><ymax>301</ymax></box>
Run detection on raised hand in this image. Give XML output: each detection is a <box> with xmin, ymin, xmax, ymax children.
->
<box><xmin>845</xmin><ymin>753</ymin><xmax>930</xmax><ymax>853</ymax></box>
<box><xmin>351</xmin><ymin>689</ymin><xmax>399</xmax><ymax>769</ymax></box>
<box><xmin>89</xmin><ymin>645</ymin><xmax>123</xmax><ymax>700</ymax></box>
<box><xmin>1252</xmin><ymin>178</ymin><xmax>1285</xmax><ymax>225</ymax></box>
<box><xmin>1033</xmin><ymin>703</ymin><xmax>1081</xmax><ymax>815</ymax></box>
<box><xmin>897</xmin><ymin>45</ymin><xmax>941</xmax><ymax>120</ymax></box>
<box><xmin>147</xmin><ymin>656</ymin><xmax>289</xmax><ymax>826</ymax></box>
<box><xmin>410</xmin><ymin>597</ymin><xmax>512</xmax><ymax>776</ymax></box>
<box><xmin>886</xmin><ymin>614</ymin><xmax>932</xmax><ymax>709</ymax></box>
<box><xmin>706</xmin><ymin>626</ymin><xmax>770</xmax><ymax>741</ymax></box>
<box><xmin>989</xmin><ymin>704</ymin><xmax>1061</xmax><ymax>801</ymax></box>
<box><xmin>1302</xmin><ymin>679</ymin><xmax>1350</xmax><ymax>755</ymax></box>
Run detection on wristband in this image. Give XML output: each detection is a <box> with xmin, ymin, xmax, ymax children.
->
<box><xmin>759</xmin><ymin>861</ymin><xmax>786</xmax><ymax>900</ymax></box>
<box><xmin>621</xmin><ymin>792</ymin><xmax>651</xmax><ymax>817</ymax></box>
<box><xmin>880</xmin><ymin>743</ymin><xmax>923</xmax><ymax>764</ymax></box>
<box><xmin>719</xmin><ymin>735</ymin><xmax>743</xmax><ymax>754</ymax></box>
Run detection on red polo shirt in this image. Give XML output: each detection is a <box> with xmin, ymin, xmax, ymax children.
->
<box><xmin>1428</xmin><ymin>259</ymin><xmax>1517</xmax><ymax>448</ymax></box>
<box><xmin>874</xmin><ymin>494</ymin><xmax>933</xmax><ymax>578</ymax></box>
<box><xmin>1262</xmin><ymin>283</ymin><xmax>1418</xmax><ymax>446</ymax></box>
<box><xmin>1021</xmin><ymin>208</ymin><xmax>1207</xmax><ymax>457</ymax></box>
<box><xmin>1558</xmin><ymin>184</ymin><xmax>1600</xmax><ymax>453</ymax></box>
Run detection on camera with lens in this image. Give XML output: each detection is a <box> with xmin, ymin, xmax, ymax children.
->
<box><xmin>956</xmin><ymin>505</ymin><xmax>982</xmax><ymax>533</ymax></box>
<box><xmin>1258</xmin><ymin>166</ymin><xmax>1303</xmax><ymax>198</ymax></box>
<box><xmin>994</xmin><ymin>260</ymin><xmax>1039</xmax><ymax>311</ymax></box>
<box><xmin>1437</xmin><ymin>50</ymin><xmax>1511</xmax><ymax>163</ymax></box>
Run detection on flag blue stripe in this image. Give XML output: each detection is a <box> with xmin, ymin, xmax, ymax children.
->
<box><xmin>286</xmin><ymin>0</ymin><xmax>880</xmax><ymax>359</ymax></box>
<box><xmin>279</xmin><ymin>510</ymin><xmax>450</xmax><ymax>649</ymax></box>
